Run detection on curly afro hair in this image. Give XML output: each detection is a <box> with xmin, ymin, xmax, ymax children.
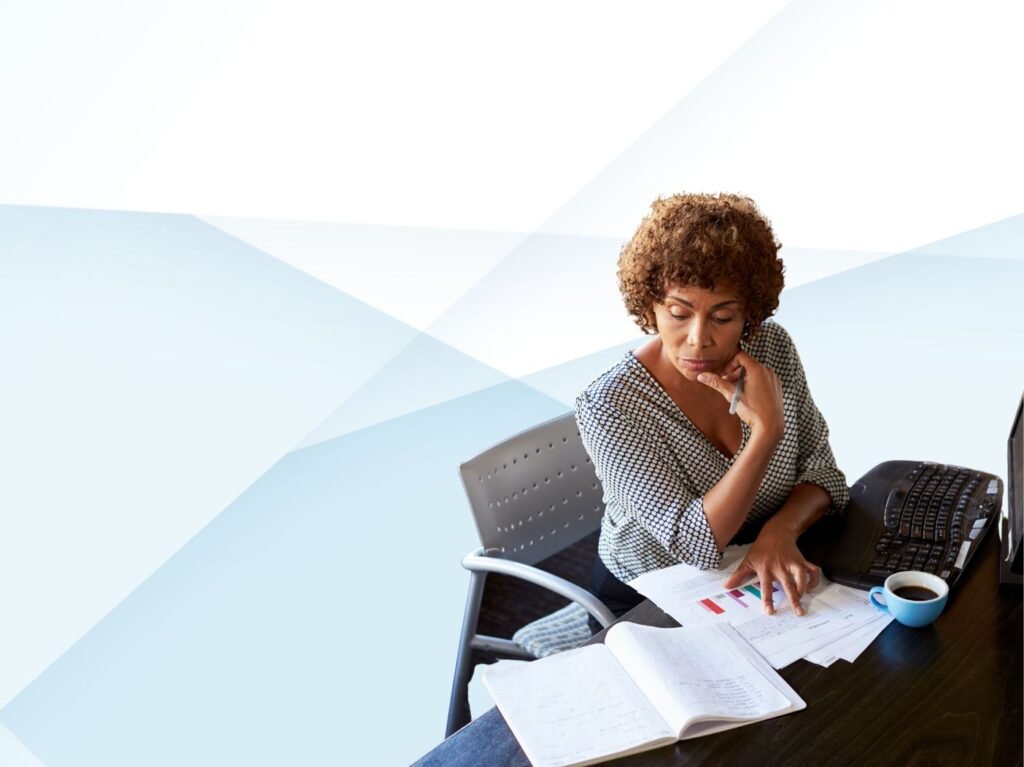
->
<box><xmin>618</xmin><ymin>193</ymin><xmax>785</xmax><ymax>337</ymax></box>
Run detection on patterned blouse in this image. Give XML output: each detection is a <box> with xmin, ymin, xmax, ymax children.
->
<box><xmin>575</xmin><ymin>320</ymin><xmax>849</xmax><ymax>582</ymax></box>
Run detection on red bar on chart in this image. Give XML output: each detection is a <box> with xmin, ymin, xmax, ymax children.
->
<box><xmin>699</xmin><ymin>598</ymin><xmax>725</xmax><ymax>615</ymax></box>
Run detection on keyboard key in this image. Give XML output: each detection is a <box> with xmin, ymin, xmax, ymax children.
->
<box><xmin>953</xmin><ymin>542</ymin><xmax>971</xmax><ymax>569</ymax></box>
<box><xmin>883</xmin><ymin>489</ymin><xmax>906</xmax><ymax>528</ymax></box>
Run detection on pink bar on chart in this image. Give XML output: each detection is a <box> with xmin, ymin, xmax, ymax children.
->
<box><xmin>727</xmin><ymin>589</ymin><xmax>748</xmax><ymax>606</ymax></box>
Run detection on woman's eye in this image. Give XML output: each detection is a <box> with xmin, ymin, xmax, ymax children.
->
<box><xmin>713</xmin><ymin>315</ymin><xmax>735</xmax><ymax>324</ymax></box>
<box><xmin>670</xmin><ymin>313</ymin><xmax>689</xmax><ymax>321</ymax></box>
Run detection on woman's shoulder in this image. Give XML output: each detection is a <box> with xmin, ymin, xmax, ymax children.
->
<box><xmin>748</xmin><ymin>319</ymin><xmax>799</xmax><ymax>365</ymax></box>
<box><xmin>576</xmin><ymin>351</ymin><xmax>655</xmax><ymax>417</ymax></box>
<box><xmin>748</xmin><ymin>320</ymin><xmax>808</xmax><ymax>383</ymax></box>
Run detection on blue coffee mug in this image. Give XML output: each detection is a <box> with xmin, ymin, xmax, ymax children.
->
<box><xmin>868</xmin><ymin>570</ymin><xmax>949</xmax><ymax>628</ymax></box>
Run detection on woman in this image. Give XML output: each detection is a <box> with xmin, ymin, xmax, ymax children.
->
<box><xmin>576</xmin><ymin>193</ymin><xmax>848</xmax><ymax>619</ymax></box>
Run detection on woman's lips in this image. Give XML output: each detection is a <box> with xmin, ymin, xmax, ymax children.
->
<box><xmin>679</xmin><ymin>358</ymin><xmax>717</xmax><ymax>372</ymax></box>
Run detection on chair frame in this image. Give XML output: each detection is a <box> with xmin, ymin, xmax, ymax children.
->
<box><xmin>445</xmin><ymin>413</ymin><xmax>615</xmax><ymax>737</ymax></box>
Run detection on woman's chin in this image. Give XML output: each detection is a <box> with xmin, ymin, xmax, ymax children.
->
<box><xmin>675</xmin><ymin>360</ymin><xmax>722</xmax><ymax>380</ymax></box>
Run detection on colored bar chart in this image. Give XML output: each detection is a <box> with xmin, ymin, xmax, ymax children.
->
<box><xmin>696</xmin><ymin>582</ymin><xmax>781</xmax><ymax>616</ymax></box>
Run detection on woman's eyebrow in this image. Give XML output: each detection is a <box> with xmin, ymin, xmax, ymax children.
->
<box><xmin>666</xmin><ymin>296</ymin><xmax>741</xmax><ymax>309</ymax></box>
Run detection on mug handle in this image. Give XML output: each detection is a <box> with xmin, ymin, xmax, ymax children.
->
<box><xmin>868</xmin><ymin>586</ymin><xmax>889</xmax><ymax>613</ymax></box>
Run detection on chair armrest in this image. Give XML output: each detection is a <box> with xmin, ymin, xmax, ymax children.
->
<box><xmin>462</xmin><ymin>549</ymin><xmax>616</xmax><ymax>628</ymax></box>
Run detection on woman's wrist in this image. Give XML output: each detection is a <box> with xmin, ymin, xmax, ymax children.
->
<box><xmin>760</xmin><ymin>515</ymin><xmax>801</xmax><ymax>539</ymax></box>
<box><xmin>763</xmin><ymin>484</ymin><xmax>831</xmax><ymax>539</ymax></box>
<box><xmin>747</xmin><ymin>423</ymin><xmax>783</xmax><ymax>450</ymax></box>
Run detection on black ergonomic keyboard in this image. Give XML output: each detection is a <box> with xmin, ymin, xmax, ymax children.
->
<box><xmin>822</xmin><ymin>460</ymin><xmax>1004</xmax><ymax>591</ymax></box>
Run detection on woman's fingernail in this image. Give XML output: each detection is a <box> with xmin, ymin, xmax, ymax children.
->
<box><xmin>697</xmin><ymin>374</ymin><xmax>709</xmax><ymax>384</ymax></box>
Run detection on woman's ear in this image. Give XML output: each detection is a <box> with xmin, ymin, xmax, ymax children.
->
<box><xmin>739</xmin><ymin>321</ymin><xmax>752</xmax><ymax>353</ymax></box>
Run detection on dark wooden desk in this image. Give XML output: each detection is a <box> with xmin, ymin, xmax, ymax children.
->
<box><xmin>415</xmin><ymin>534</ymin><xmax>1023</xmax><ymax>767</ymax></box>
<box><xmin>417</xmin><ymin>532</ymin><xmax>1024</xmax><ymax>765</ymax></box>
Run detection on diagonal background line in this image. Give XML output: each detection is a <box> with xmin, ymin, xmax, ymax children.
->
<box><xmin>196</xmin><ymin>216</ymin><xmax>537</xmax><ymax>329</ymax></box>
<box><xmin>197</xmin><ymin>3</ymin><xmax>796</xmax><ymax>388</ymax></box>
<box><xmin>0</xmin><ymin>724</ymin><xmax>46</xmax><ymax>767</ymax></box>
<box><xmin>0</xmin><ymin>371</ymin><xmax>574</xmax><ymax>766</ymax></box>
<box><xmin>395</xmin><ymin>3</ymin><xmax>906</xmax><ymax>378</ymax></box>
<box><xmin>294</xmin><ymin>210</ymin><xmax>1024</xmax><ymax>448</ymax></box>
<box><xmin>410</xmin><ymin>3</ymin><xmax>798</xmax><ymax>340</ymax></box>
<box><xmin>0</xmin><ymin>204</ymin><xmax>424</xmax><ymax>710</ymax></box>
<box><xmin>412</xmin><ymin>0</ymin><xmax>1024</xmax><ymax>377</ymax></box>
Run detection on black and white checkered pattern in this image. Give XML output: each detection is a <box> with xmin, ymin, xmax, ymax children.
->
<box><xmin>575</xmin><ymin>321</ymin><xmax>849</xmax><ymax>582</ymax></box>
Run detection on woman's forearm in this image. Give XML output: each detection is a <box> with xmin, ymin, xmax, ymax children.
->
<box><xmin>702</xmin><ymin>431</ymin><xmax>780</xmax><ymax>549</ymax></box>
<box><xmin>761</xmin><ymin>482</ymin><xmax>831</xmax><ymax>539</ymax></box>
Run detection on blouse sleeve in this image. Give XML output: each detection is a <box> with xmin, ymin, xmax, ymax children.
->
<box><xmin>779</xmin><ymin>331</ymin><xmax>850</xmax><ymax>515</ymax></box>
<box><xmin>575</xmin><ymin>391</ymin><xmax>724</xmax><ymax>569</ymax></box>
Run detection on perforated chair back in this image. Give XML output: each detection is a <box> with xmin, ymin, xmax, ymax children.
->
<box><xmin>459</xmin><ymin>412</ymin><xmax>606</xmax><ymax>564</ymax></box>
<box><xmin>446</xmin><ymin>413</ymin><xmax>614</xmax><ymax>736</ymax></box>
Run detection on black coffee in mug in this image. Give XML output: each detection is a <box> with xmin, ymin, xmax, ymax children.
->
<box><xmin>893</xmin><ymin>586</ymin><xmax>939</xmax><ymax>601</ymax></box>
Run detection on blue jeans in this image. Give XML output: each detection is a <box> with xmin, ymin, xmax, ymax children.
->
<box><xmin>411</xmin><ymin>709</ymin><xmax>529</xmax><ymax>767</ymax></box>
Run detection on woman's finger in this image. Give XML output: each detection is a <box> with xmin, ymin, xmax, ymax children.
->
<box><xmin>721</xmin><ymin>359</ymin><xmax>743</xmax><ymax>382</ymax></box>
<box><xmin>779</xmin><ymin>569</ymin><xmax>804</xmax><ymax>616</ymax></box>
<box><xmin>757</xmin><ymin>568</ymin><xmax>775</xmax><ymax>616</ymax></box>
<box><xmin>790</xmin><ymin>562</ymin><xmax>810</xmax><ymax>597</ymax></box>
<box><xmin>696</xmin><ymin>372</ymin><xmax>736</xmax><ymax>403</ymax></box>
<box><xmin>723</xmin><ymin>560</ymin><xmax>755</xmax><ymax>589</ymax></box>
<box><xmin>806</xmin><ymin>563</ymin><xmax>820</xmax><ymax>592</ymax></box>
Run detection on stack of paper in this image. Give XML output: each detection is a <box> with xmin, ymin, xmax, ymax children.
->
<box><xmin>629</xmin><ymin>546</ymin><xmax>893</xmax><ymax>669</ymax></box>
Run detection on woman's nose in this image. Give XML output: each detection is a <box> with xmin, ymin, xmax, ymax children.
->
<box><xmin>687</xmin><ymin>318</ymin><xmax>711</xmax><ymax>348</ymax></box>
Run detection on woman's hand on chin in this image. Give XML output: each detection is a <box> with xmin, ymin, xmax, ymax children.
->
<box><xmin>697</xmin><ymin>351</ymin><xmax>784</xmax><ymax>442</ymax></box>
<box><xmin>722</xmin><ymin>525</ymin><xmax>819</xmax><ymax>616</ymax></box>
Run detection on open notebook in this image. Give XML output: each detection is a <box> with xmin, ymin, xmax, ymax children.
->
<box><xmin>483</xmin><ymin>622</ymin><xmax>804</xmax><ymax>767</ymax></box>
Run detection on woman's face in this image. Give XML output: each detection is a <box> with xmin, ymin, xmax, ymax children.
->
<box><xmin>652</xmin><ymin>282</ymin><xmax>745</xmax><ymax>382</ymax></box>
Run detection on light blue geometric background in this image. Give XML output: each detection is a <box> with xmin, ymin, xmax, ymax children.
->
<box><xmin>2</xmin><ymin>210</ymin><xmax>1021</xmax><ymax>767</ymax></box>
<box><xmin>1</xmin><ymin>4</ymin><xmax>1023</xmax><ymax>767</ymax></box>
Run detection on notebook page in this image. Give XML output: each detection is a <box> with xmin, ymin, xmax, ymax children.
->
<box><xmin>482</xmin><ymin>643</ymin><xmax>675</xmax><ymax>767</ymax></box>
<box><xmin>605</xmin><ymin>623</ymin><xmax>793</xmax><ymax>736</ymax></box>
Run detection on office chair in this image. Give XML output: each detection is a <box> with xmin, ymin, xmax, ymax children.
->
<box><xmin>445</xmin><ymin>412</ymin><xmax>617</xmax><ymax>737</ymax></box>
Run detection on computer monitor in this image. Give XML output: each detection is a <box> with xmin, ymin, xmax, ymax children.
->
<box><xmin>1000</xmin><ymin>392</ymin><xmax>1023</xmax><ymax>590</ymax></box>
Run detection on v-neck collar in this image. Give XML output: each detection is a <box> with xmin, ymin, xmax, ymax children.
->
<box><xmin>625</xmin><ymin>350</ymin><xmax>749</xmax><ymax>463</ymax></box>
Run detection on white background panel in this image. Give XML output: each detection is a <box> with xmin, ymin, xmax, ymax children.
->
<box><xmin>0</xmin><ymin>1</ymin><xmax>787</xmax><ymax>232</ymax></box>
